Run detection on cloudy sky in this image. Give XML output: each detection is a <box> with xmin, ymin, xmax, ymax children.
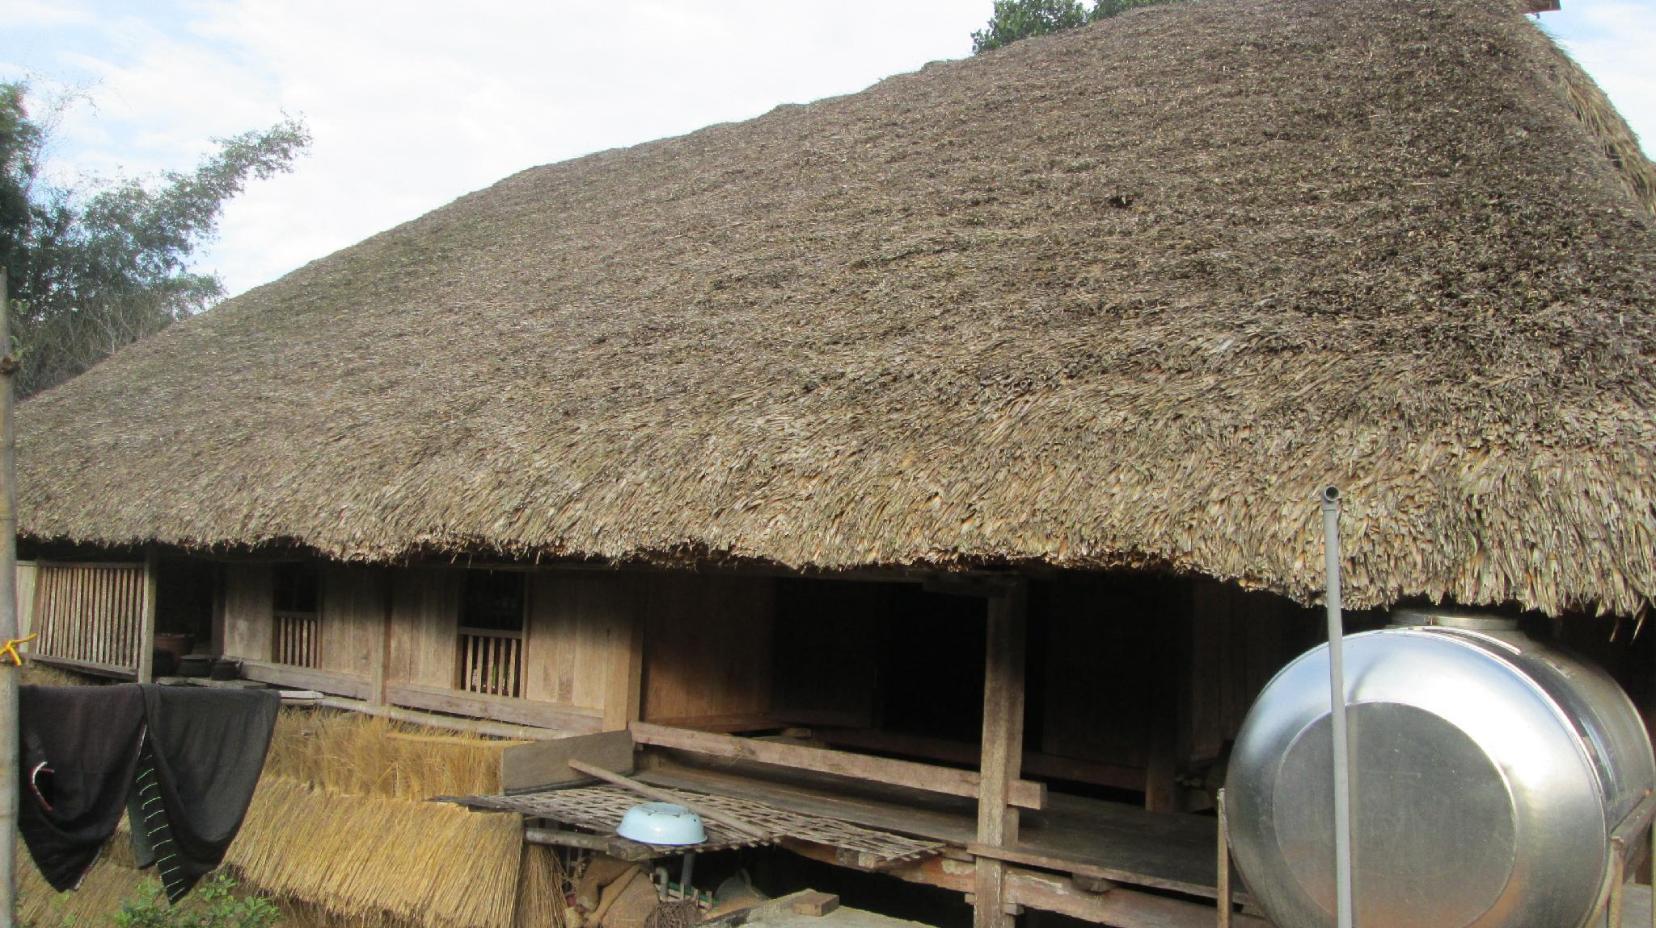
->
<box><xmin>3</xmin><ymin>1</ymin><xmax>1652</xmax><ymax>299</ymax></box>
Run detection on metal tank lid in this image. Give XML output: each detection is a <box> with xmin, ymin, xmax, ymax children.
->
<box><xmin>1388</xmin><ymin>607</ymin><xmax>1519</xmax><ymax>633</ymax></box>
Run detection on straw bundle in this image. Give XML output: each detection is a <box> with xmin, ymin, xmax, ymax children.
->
<box><xmin>264</xmin><ymin>708</ymin><xmax>514</xmax><ymax>800</ymax></box>
<box><xmin>226</xmin><ymin>777</ymin><xmax>523</xmax><ymax>928</ymax></box>
<box><xmin>17</xmin><ymin>851</ymin><xmax>149</xmax><ymax>927</ymax></box>
<box><xmin>17</xmin><ymin>0</ymin><xmax>1656</xmax><ymax>619</ymax></box>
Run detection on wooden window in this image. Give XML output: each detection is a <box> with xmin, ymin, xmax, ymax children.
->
<box><xmin>457</xmin><ymin>570</ymin><xmax>524</xmax><ymax>698</ymax></box>
<box><xmin>272</xmin><ymin>562</ymin><xmax>321</xmax><ymax>668</ymax></box>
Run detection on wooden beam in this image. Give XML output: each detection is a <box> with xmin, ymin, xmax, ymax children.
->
<box><xmin>136</xmin><ymin>548</ymin><xmax>158</xmax><ymax>683</ymax></box>
<box><xmin>601</xmin><ymin>609</ymin><xmax>644</xmax><ymax>732</ymax></box>
<box><xmin>524</xmin><ymin>826</ymin><xmax>658</xmax><ymax>861</ymax></box>
<box><xmin>313</xmin><ymin>695</ymin><xmax>560</xmax><ymax>740</ymax></box>
<box><xmin>501</xmin><ymin>729</ymin><xmax>636</xmax><ymax>792</ymax></box>
<box><xmin>784</xmin><ymin>842</ymin><xmax>1266</xmax><ymax>928</ymax></box>
<box><xmin>384</xmin><ymin>680</ymin><xmax>604</xmax><ymax>733</ymax></box>
<box><xmin>27</xmin><ymin>653</ymin><xmax>137</xmax><ymax>680</ymax></box>
<box><xmin>630</xmin><ymin>721</ymin><xmax>1045</xmax><ymax>810</ymax></box>
<box><xmin>813</xmin><ymin>728</ymin><xmax>1145</xmax><ymax>791</ymax></box>
<box><xmin>242</xmin><ymin>659</ymin><xmax>373</xmax><ymax>698</ymax></box>
<box><xmin>975</xmin><ymin>580</ymin><xmax>1028</xmax><ymax>928</ymax></box>
<box><xmin>1005</xmin><ymin>869</ymin><xmax>1270</xmax><ymax>928</ymax></box>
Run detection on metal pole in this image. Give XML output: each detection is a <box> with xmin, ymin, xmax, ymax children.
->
<box><xmin>1322</xmin><ymin>486</ymin><xmax>1355</xmax><ymax>928</ymax></box>
<box><xmin>1</xmin><ymin>268</ymin><xmax>20</xmax><ymax>928</ymax></box>
<box><xmin>1216</xmin><ymin>788</ymin><xmax>1232</xmax><ymax>928</ymax></box>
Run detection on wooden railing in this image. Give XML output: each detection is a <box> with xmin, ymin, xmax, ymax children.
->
<box><xmin>458</xmin><ymin>627</ymin><xmax>523</xmax><ymax>698</ymax></box>
<box><xmin>273</xmin><ymin>610</ymin><xmax>321</xmax><ymax>668</ymax></box>
<box><xmin>31</xmin><ymin>562</ymin><xmax>146</xmax><ymax>675</ymax></box>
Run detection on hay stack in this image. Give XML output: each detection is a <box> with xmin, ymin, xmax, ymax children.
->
<box><xmin>264</xmin><ymin>708</ymin><xmax>511</xmax><ymax>799</ymax></box>
<box><xmin>228</xmin><ymin>777</ymin><xmax>524</xmax><ymax>928</ymax></box>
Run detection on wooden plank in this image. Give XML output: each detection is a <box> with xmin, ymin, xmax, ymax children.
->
<box><xmin>370</xmin><ymin>569</ymin><xmax>392</xmax><ymax>705</ymax></box>
<box><xmin>523</xmin><ymin>827</ymin><xmax>657</xmax><ymax>861</ymax></box>
<box><xmin>642</xmin><ymin>574</ymin><xmax>774</xmax><ymax>722</ymax></box>
<box><xmin>28</xmin><ymin>653</ymin><xmax>136</xmax><ymax>680</ymax></box>
<box><xmin>783</xmin><ymin>842</ymin><xmax>1265</xmax><ymax>928</ymax></box>
<box><xmin>1005</xmin><ymin>869</ymin><xmax>1269</xmax><ymax>928</ymax></box>
<box><xmin>814</xmin><ymin>729</ymin><xmax>1145</xmax><ymax>791</ymax></box>
<box><xmin>501</xmin><ymin>729</ymin><xmax>637</xmax><ymax>792</ymax></box>
<box><xmin>241</xmin><ymin>658</ymin><xmax>372</xmax><ymax>699</ymax></box>
<box><xmin>312</xmin><ymin>695</ymin><xmax>558</xmax><ymax>741</ymax></box>
<box><xmin>789</xmin><ymin>891</ymin><xmax>839</xmax><ymax>917</ymax></box>
<box><xmin>975</xmin><ymin>581</ymin><xmax>1028</xmax><ymax>928</ymax></box>
<box><xmin>385</xmin><ymin>680</ymin><xmax>603</xmax><ymax>733</ymax></box>
<box><xmin>222</xmin><ymin>563</ymin><xmax>275</xmax><ymax>661</ymax></box>
<box><xmin>631</xmin><ymin>721</ymin><xmax>1044</xmax><ymax>811</ymax></box>
<box><xmin>387</xmin><ymin>569</ymin><xmax>458</xmax><ymax>689</ymax></box>
<box><xmin>601</xmin><ymin>607</ymin><xmax>644</xmax><ymax>731</ymax></box>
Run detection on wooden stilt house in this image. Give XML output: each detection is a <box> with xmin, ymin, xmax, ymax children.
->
<box><xmin>12</xmin><ymin>0</ymin><xmax>1656</xmax><ymax>925</ymax></box>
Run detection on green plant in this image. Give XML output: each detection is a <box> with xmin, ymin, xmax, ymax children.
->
<box><xmin>112</xmin><ymin>874</ymin><xmax>278</xmax><ymax>928</ymax></box>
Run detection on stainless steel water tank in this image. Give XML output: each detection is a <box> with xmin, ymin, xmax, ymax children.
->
<box><xmin>1227</xmin><ymin>609</ymin><xmax>1655</xmax><ymax>928</ymax></box>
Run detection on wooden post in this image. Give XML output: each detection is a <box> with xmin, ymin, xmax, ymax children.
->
<box><xmin>1</xmin><ymin>267</ymin><xmax>21</xmax><ymax>928</ymax></box>
<box><xmin>601</xmin><ymin>609</ymin><xmax>644</xmax><ymax>732</ymax></box>
<box><xmin>137</xmin><ymin>547</ymin><xmax>157</xmax><ymax>682</ymax></box>
<box><xmin>974</xmin><ymin>579</ymin><xmax>1028</xmax><ymax>928</ymax></box>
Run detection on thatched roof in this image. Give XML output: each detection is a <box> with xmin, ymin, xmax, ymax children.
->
<box><xmin>16</xmin><ymin>0</ymin><xmax>1656</xmax><ymax>617</ymax></box>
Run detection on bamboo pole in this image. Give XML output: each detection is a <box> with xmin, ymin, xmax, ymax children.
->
<box><xmin>1</xmin><ymin>268</ymin><xmax>21</xmax><ymax>928</ymax></box>
<box><xmin>138</xmin><ymin>547</ymin><xmax>156</xmax><ymax>682</ymax></box>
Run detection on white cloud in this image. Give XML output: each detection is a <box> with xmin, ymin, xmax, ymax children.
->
<box><xmin>1546</xmin><ymin>1</ymin><xmax>1656</xmax><ymax>156</ymax></box>
<box><xmin>8</xmin><ymin>1</ymin><xmax>982</xmax><ymax>294</ymax></box>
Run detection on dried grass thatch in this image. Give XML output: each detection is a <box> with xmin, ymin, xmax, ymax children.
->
<box><xmin>228</xmin><ymin>777</ymin><xmax>524</xmax><ymax>928</ymax></box>
<box><xmin>15</xmin><ymin>0</ymin><xmax>1656</xmax><ymax>617</ymax></box>
<box><xmin>264</xmin><ymin>707</ymin><xmax>517</xmax><ymax>800</ymax></box>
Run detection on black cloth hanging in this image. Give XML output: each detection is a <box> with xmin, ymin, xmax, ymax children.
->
<box><xmin>18</xmin><ymin>682</ymin><xmax>278</xmax><ymax>902</ymax></box>
<box><xmin>128</xmin><ymin>685</ymin><xmax>279</xmax><ymax>901</ymax></box>
<box><xmin>16</xmin><ymin>684</ymin><xmax>147</xmax><ymax>891</ymax></box>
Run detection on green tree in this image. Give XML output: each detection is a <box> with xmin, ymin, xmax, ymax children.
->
<box><xmin>971</xmin><ymin>0</ymin><xmax>1089</xmax><ymax>53</ymax></box>
<box><xmin>1</xmin><ymin>82</ymin><xmax>308</xmax><ymax>397</ymax></box>
<box><xmin>971</xmin><ymin>0</ymin><xmax>1180</xmax><ymax>53</ymax></box>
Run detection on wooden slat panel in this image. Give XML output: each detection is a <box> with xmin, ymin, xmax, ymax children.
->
<box><xmin>29</xmin><ymin>563</ymin><xmax>145</xmax><ymax>674</ymax></box>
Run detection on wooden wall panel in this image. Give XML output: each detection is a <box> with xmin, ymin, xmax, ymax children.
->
<box><xmin>387</xmin><ymin>568</ymin><xmax>459</xmax><ymax>689</ymax></box>
<box><xmin>643</xmin><ymin>574</ymin><xmax>776</xmax><ymax>724</ymax></box>
<box><xmin>525</xmin><ymin>571</ymin><xmax>640</xmax><ymax>710</ymax></box>
<box><xmin>1184</xmin><ymin>579</ymin><xmax>1319</xmax><ymax>762</ymax></box>
<box><xmin>222</xmin><ymin>563</ymin><xmax>274</xmax><ymax>661</ymax></box>
<box><xmin>319</xmin><ymin>566</ymin><xmax>383</xmax><ymax>676</ymax></box>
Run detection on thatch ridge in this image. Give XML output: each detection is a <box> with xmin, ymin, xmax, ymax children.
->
<box><xmin>16</xmin><ymin>0</ymin><xmax>1656</xmax><ymax>617</ymax></box>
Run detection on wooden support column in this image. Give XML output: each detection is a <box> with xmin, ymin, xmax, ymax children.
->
<box><xmin>974</xmin><ymin>579</ymin><xmax>1028</xmax><ymax>928</ymax></box>
<box><xmin>136</xmin><ymin>548</ymin><xmax>157</xmax><ymax>683</ymax></box>
<box><xmin>601</xmin><ymin>609</ymin><xmax>644</xmax><ymax>732</ymax></box>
